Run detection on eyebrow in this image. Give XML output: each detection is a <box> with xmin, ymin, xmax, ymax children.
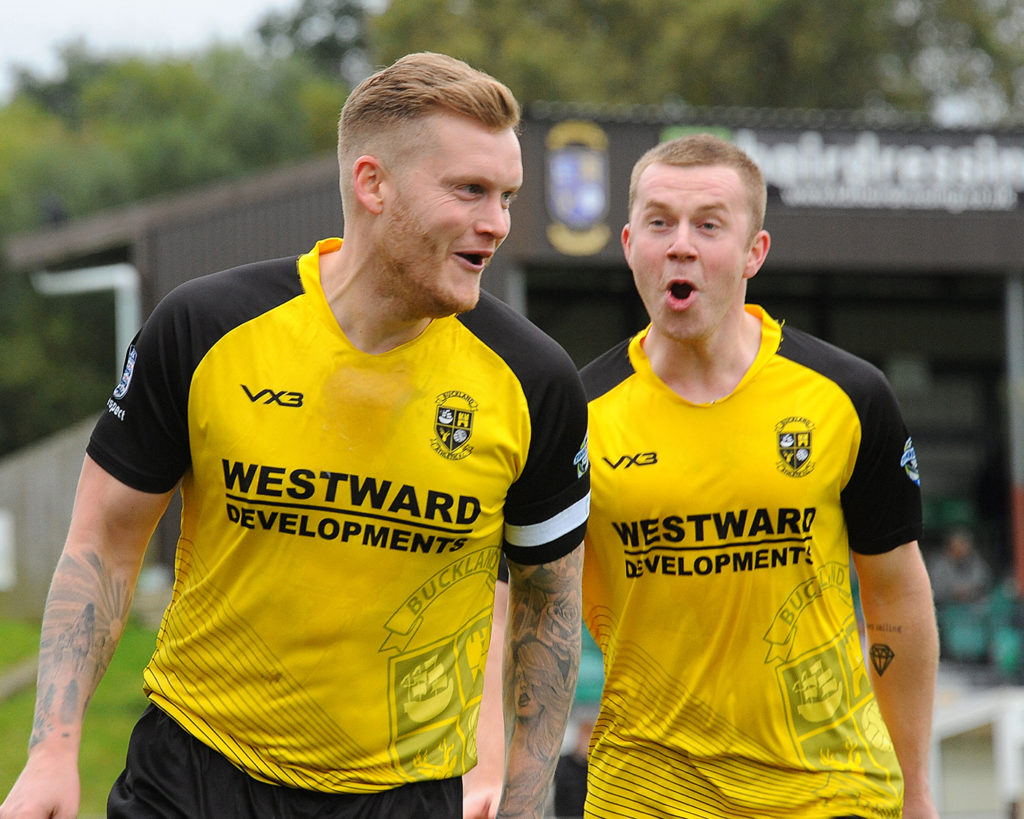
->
<box><xmin>443</xmin><ymin>172</ymin><xmax>522</xmax><ymax>193</ymax></box>
<box><xmin>692</xmin><ymin>201</ymin><xmax>729</xmax><ymax>216</ymax></box>
<box><xmin>639</xmin><ymin>199</ymin><xmax>730</xmax><ymax>216</ymax></box>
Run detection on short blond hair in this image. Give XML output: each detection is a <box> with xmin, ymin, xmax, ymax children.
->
<box><xmin>337</xmin><ymin>53</ymin><xmax>520</xmax><ymax>212</ymax></box>
<box><xmin>629</xmin><ymin>133</ymin><xmax>767</xmax><ymax>241</ymax></box>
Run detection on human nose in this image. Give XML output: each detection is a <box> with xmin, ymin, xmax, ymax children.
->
<box><xmin>667</xmin><ymin>224</ymin><xmax>697</xmax><ymax>259</ymax></box>
<box><xmin>475</xmin><ymin>196</ymin><xmax>511</xmax><ymax>242</ymax></box>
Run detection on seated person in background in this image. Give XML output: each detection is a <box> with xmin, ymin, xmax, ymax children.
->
<box><xmin>929</xmin><ymin>526</ymin><xmax>992</xmax><ymax>606</ymax></box>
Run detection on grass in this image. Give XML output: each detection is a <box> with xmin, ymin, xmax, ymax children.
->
<box><xmin>0</xmin><ymin>617</ymin><xmax>156</xmax><ymax>817</ymax></box>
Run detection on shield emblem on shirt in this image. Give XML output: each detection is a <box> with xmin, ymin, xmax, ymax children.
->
<box><xmin>433</xmin><ymin>391</ymin><xmax>477</xmax><ymax>460</ymax></box>
<box><xmin>779</xmin><ymin>430</ymin><xmax>812</xmax><ymax>468</ymax></box>
<box><xmin>436</xmin><ymin>406</ymin><xmax>473</xmax><ymax>452</ymax></box>
<box><xmin>776</xmin><ymin>417</ymin><xmax>816</xmax><ymax>477</ymax></box>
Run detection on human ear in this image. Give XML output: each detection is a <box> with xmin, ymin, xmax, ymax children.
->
<box><xmin>743</xmin><ymin>229</ymin><xmax>771</xmax><ymax>280</ymax></box>
<box><xmin>352</xmin><ymin>155</ymin><xmax>385</xmax><ymax>215</ymax></box>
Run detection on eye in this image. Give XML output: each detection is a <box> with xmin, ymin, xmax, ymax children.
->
<box><xmin>502</xmin><ymin>191</ymin><xmax>518</xmax><ymax>208</ymax></box>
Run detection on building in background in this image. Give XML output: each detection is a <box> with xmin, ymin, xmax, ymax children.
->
<box><xmin>4</xmin><ymin>103</ymin><xmax>1023</xmax><ymax>605</ymax></box>
<box><xmin>3</xmin><ymin>100</ymin><xmax>1024</xmax><ymax>819</ymax></box>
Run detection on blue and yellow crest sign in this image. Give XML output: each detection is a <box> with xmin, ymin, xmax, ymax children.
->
<box><xmin>545</xmin><ymin>120</ymin><xmax>611</xmax><ymax>256</ymax></box>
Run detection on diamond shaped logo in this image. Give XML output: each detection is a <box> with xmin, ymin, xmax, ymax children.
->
<box><xmin>870</xmin><ymin>643</ymin><xmax>895</xmax><ymax>676</ymax></box>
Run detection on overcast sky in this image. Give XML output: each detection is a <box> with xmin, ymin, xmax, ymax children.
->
<box><xmin>1</xmin><ymin>0</ymin><xmax>294</xmax><ymax>102</ymax></box>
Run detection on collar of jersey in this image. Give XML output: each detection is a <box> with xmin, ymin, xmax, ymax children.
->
<box><xmin>628</xmin><ymin>304</ymin><xmax>782</xmax><ymax>406</ymax></box>
<box><xmin>297</xmin><ymin>237</ymin><xmax>447</xmax><ymax>355</ymax></box>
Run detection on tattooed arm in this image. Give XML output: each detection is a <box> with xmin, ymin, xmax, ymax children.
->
<box><xmin>0</xmin><ymin>456</ymin><xmax>173</xmax><ymax>819</ymax></box>
<box><xmin>852</xmin><ymin>541</ymin><xmax>939</xmax><ymax>819</ymax></box>
<box><xmin>498</xmin><ymin>544</ymin><xmax>583</xmax><ymax>819</ymax></box>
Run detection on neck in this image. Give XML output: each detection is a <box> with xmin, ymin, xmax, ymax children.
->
<box><xmin>645</xmin><ymin>309</ymin><xmax>762</xmax><ymax>403</ymax></box>
<box><xmin>318</xmin><ymin>239</ymin><xmax>431</xmax><ymax>354</ymax></box>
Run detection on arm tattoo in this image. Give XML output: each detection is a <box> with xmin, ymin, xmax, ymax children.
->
<box><xmin>866</xmin><ymin>621</ymin><xmax>903</xmax><ymax>635</ymax></box>
<box><xmin>501</xmin><ymin>547</ymin><xmax>583</xmax><ymax>813</ymax></box>
<box><xmin>869</xmin><ymin>643</ymin><xmax>896</xmax><ymax>676</ymax></box>
<box><xmin>30</xmin><ymin>551</ymin><xmax>133</xmax><ymax>746</ymax></box>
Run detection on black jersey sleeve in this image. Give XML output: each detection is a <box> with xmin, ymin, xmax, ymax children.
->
<box><xmin>458</xmin><ymin>292</ymin><xmax>590</xmax><ymax>565</ymax></box>
<box><xmin>579</xmin><ymin>336</ymin><xmax>634</xmax><ymax>402</ymax></box>
<box><xmin>779</xmin><ymin>326</ymin><xmax>922</xmax><ymax>554</ymax></box>
<box><xmin>87</xmin><ymin>256</ymin><xmax>304</xmax><ymax>493</ymax></box>
<box><xmin>839</xmin><ymin>374</ymin><xmax>923</xmax><ymax>553</ymax></box>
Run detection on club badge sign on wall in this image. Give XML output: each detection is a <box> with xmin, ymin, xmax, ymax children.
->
<box><xmin>545</xmin><ymin>120</ymin><xmax>611</xmax><ymax>256</ymax></box>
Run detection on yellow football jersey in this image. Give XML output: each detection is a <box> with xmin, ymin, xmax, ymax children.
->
<box><xmin>89</xmin><ymin>239</ymin><xmax>590</xmax><ymax>793</ymax></box>
<box><xmin>580</xmin><ymin>306</ymin><xmax>921</xmax><ymax>819</ymax></box>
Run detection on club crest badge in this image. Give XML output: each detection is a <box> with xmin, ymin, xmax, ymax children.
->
<box><xmin>545</xmin><ymin>120</ymin><xmax>611</xmax><ymax>256</ymax></box>
<box><xmin>112</xmin><ymin>345</ymin><xmax>137</xmax><ymax>399</ymax></box>
<box><xmin>776</xmin><ymin>417</ymin><xmax>816</xmax><ymax>477</ymax></box>
<box><xmin>432</xmin><ymin>391</ymin><xmax>477</xmax><ymax>460</ymax></box>
<box><xmin>901</xmin><ymin>436</ymin><xmax>921</xmax><ymax>486</ymax></box>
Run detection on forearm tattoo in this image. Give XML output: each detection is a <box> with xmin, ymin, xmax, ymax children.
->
<box><xmin>869</xmin><ymin>643</ymin><xmax>896</xmax><ymax>676</ymax></box>
<box><xmin>31</xmin><ymin>551</ymin><xmax>133</xmax><ymax>747</ymax></box>
<box><xmin>501</xmin><ymin>547</ymin><xmax>583</xmax><ymax>814</ymax></box>
<box><xmin>865</xmin><ymin>622</ymin><xmax>900</xmax><ymax>677</ymax></box>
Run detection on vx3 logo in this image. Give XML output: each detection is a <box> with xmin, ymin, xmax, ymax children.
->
<box><xmin>603</xmin><ymin>452</ymin><xmax>658</xmax><ymax>469</ymax></box>
<box><xmin>241</xmin><ymin>385</ymin><xmax>304</xmax><ymax>407</ymax></box>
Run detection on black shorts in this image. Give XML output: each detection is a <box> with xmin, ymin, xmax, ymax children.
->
<box><xmin>108</xmin><ymin>704</ymin><xmax>461</xmax><ymax>818</ymax></box>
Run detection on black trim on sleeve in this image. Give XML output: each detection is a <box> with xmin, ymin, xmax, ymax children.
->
<box><xmin>458</xmin><ymin>291</ymin><xmax>590</xmax><ymax>565</ymax></box>
<box><xmin>777</xmin><ymin>324</ymin><xmax>922</xmax><ymax>554</ymax></box>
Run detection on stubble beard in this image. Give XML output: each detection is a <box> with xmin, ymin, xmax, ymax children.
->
<box><xmin>376</xmin><ymin>198</ymin><xmax>480</xmax><ymax>321</ymax></box>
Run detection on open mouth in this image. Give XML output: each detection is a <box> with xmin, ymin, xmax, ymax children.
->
<box><xmin>669</xmin><ymin>282</ymin><xmax>694</xmax><ymax>300</ymax></box>
<box><xmin>457</xmin><ymin>252</ymin><xmax>485</xmax><ymax>267</ymax></box>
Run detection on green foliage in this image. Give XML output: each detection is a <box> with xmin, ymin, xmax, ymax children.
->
<box><xmin>0</xmin><ymin>0</ymin><xmax>1022</xmax><ymax>457</ymax></box>
<box><xmin>0</xmin><ymin>46</ymin><xmax>346</xmax><ymax>232</ymax></box>
<box><xmin>0</xmin><ymin>275</ymin><xmax>114</xmax><ymax>456</ymax></box>
<box><xmin>0</xmin><ymin>100</ymin><xmax>128</xmax><ymax>235</ymax></box>
<box><xmin>662</xmin><ymin>0</ymin><xmax>897</xmax><ymax>109</ymax></box>
<box><xmin>13</xmin><ymin>43</ymin><xmax>116</xmax><ymax>128</ymax></box>
<box><xmin>368</xmin><ymin>0</ymin><xmax>1024</xmax><ymax>119</ymax></box>
<box><xmin>257</xmin><ymin>0</ymin><xmax>371</xmax><ymax>83</ymax></box>
<box><xmin>882</xmin><ymin>0</ymin><xmax>1024</xmax><ymax>122</ymax></box>
<box><xmin>0</xmin><ymin>44</ymin><xmax>346</xmax><ymax>456</ymax></box>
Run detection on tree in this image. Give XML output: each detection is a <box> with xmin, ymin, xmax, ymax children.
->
<box><xmin>0</xmin><ymin>46</ymin><xmax>345</xmax><ymax>226</ymax></box>
<box><xmin>3</xmin><ymin>0</ymin><xmax>1021</xmax><ymax>456</ymax></box>
<box><xmin>0</xmin><ymin>47</ymin><xmax>345</xmax><ymax>456</ymax></box>
<box><xmin>0</xmin><ymin>272</ymin><xmax>115</xmax><ymax>458</ymax></box>
<box><xmin>368</xmin><ymin>0</ymin><xmax>1024</xmax><ymax>122</ymax></box>
<box><xmin>257</xmin><ymin>0</ymin><xmax>373</xmax><ymax>85</ymax></box>
<box><xmin>883</xmin><ymin>0</ymin><xmax>1024</xmax><ymax>123</ymax></box>
<box><xmin>12</xmin><ymin>41</ymin><xmax>115</xmax><ymax>128</ymax></box>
